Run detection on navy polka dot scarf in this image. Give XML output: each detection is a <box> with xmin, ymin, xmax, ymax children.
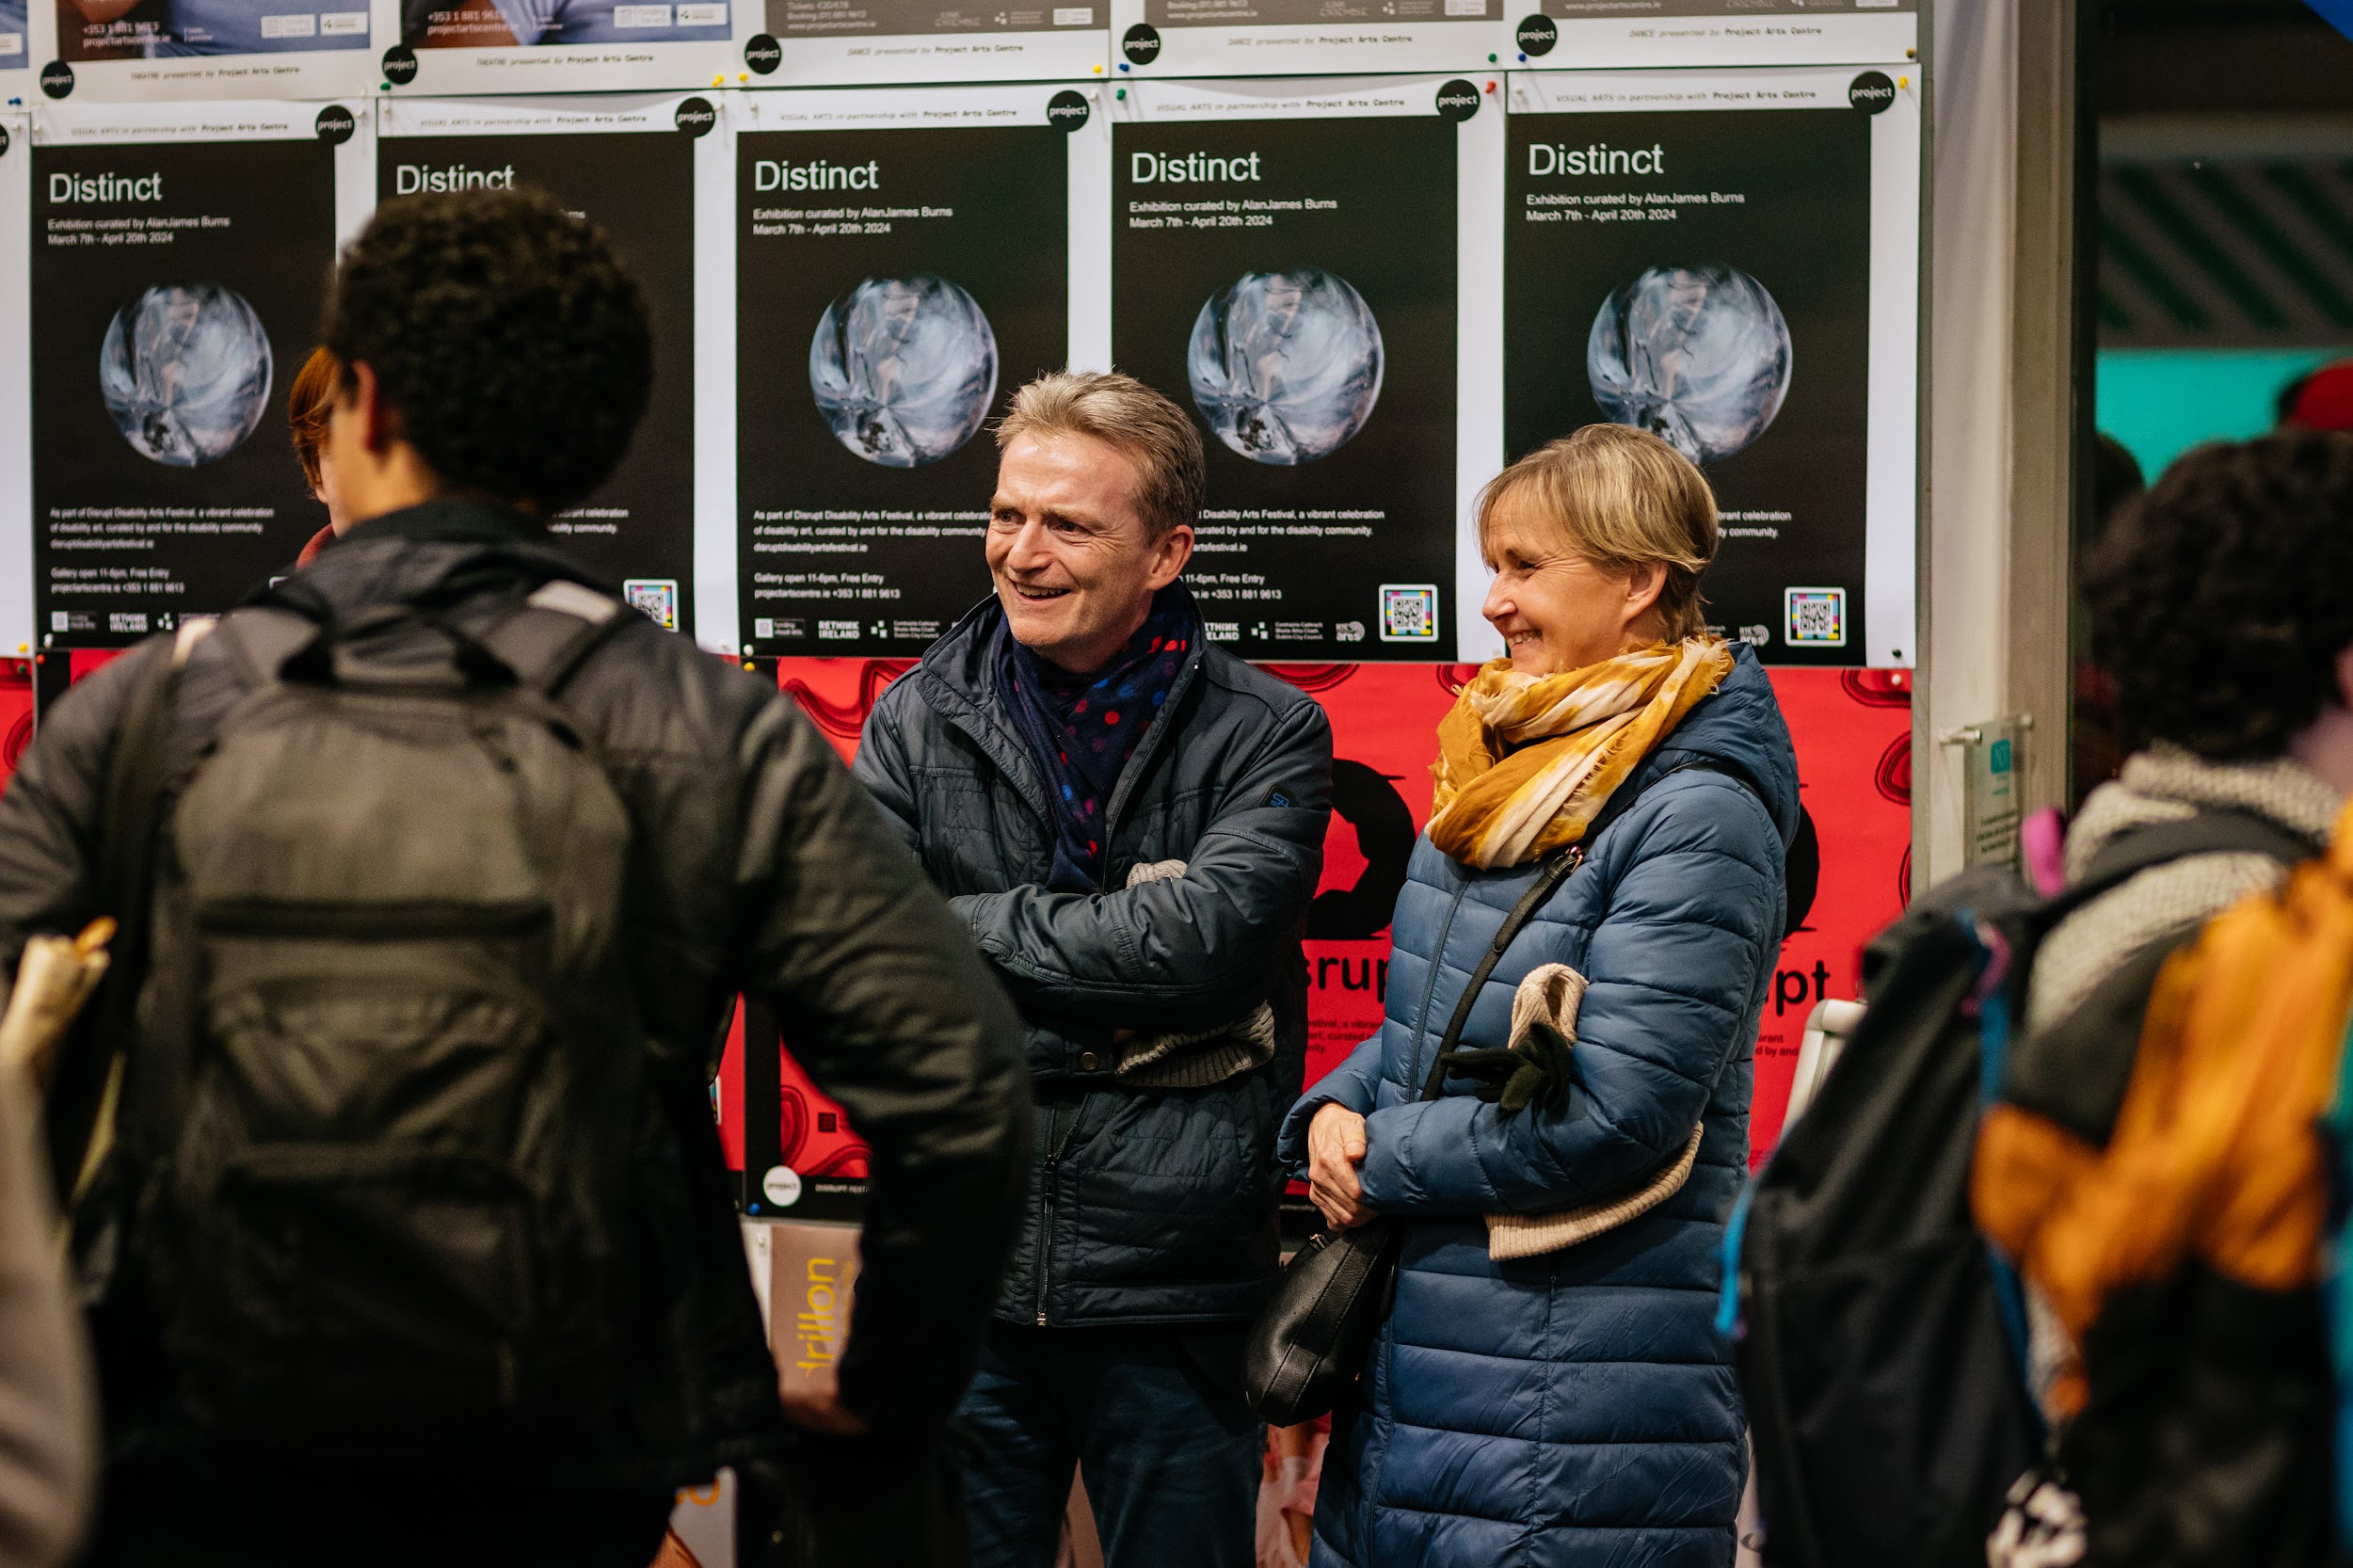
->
<box><xmin>995</xmin><ymin>584</ymin><xmax>1201</xmax><ymax>893</ymax></box>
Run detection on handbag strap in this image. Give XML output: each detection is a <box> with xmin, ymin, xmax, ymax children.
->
<box><xmin>1417</xmin><ymin>853</ymin><xmax>1578</xmax><ymax>1101</ymax></box>
<box><xmin>1415</xmin><ymin>756</ymin><xmax>1755</xmax><ymax>1104</ymax></box>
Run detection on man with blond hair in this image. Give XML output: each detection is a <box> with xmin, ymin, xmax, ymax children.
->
<box><xmin>856</xmin><ymin>370</ymin><xmax>1333</xmax><ymax>1567</ymax></box>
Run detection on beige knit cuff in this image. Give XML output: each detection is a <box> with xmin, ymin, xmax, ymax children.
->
<box><xmin>1485</xmin><ymin>1122</ymin><xmax>1705</xmax><ymax>1261</ymax></box>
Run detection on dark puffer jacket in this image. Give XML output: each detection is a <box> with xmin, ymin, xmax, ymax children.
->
<box><xmin>0</xmin><ymin>502</ymin><xmax>1032</xmax><ymax>1477</ymax></box>
<box><xmin>856</xmin><ymin>594</ymin><xmax>1333</xmax><ymax>1325</ymax></box>
<box><xmin>1277</xmin><ymin>647</ymin><xmax>1798</xmax><ymax>1568</ymax></box>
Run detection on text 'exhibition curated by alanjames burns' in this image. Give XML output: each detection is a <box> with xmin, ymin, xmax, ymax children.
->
<box><xmin>0</xmin><ymin>2</ymin><xmax>1923</xmax><ymax>1543</ymax></box>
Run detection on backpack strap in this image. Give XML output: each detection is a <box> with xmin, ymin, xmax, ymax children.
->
<box><xmin>2003</xmin><ymin>808</ymin><xmax>2319</xmax><ymax>1149</ymax></box>
<box><xmin>460</xmin><ymin>580</ymin><xmax>631</xmax><ymax>699</ymax></box>
<box><xmin>238</xmin><ymin>574</ymin><xmax>631</xmax><ymax>699</ymax></box>
<box><xmin>212</xmin><ymin>606</ymin><xmax>326</xmax><ymax>690</ymax></box>
<box><xmin>2077</xmin><ymin>809</ymin><xmax>2319</xmax><ymax>890</ymax></box>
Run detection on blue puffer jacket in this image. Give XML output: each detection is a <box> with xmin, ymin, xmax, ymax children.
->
<box><xmin>1277</xmin><ymin>646</ymin><xmax>1799</xmax><ymax>1568</ymax></box>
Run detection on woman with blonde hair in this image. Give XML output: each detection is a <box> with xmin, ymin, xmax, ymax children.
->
<box><xmin>1280</xmin><ymin>424</ymin><xmax>1800</xmax><ymax>1566</ymax></box>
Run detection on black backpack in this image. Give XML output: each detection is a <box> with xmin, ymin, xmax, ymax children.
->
<box><xmin>67</xmin><ymin>581</ymin><xmax>675</xmax><ymax>1469</ymax></box>
<box><xmin>1727</xmin><ymin>810</ymin><xmax>2316</xmax><ymax>1568</ymax></box>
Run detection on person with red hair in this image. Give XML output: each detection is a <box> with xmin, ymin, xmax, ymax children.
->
<box><xmin>286</xmin><ymin>346</ymin><xmax>346</xmax><ymax>568</ymax></box>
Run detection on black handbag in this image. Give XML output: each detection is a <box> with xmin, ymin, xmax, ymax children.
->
<box><xmin>1242</xmin><ymin>849</ymin><xmax>1579</xmax><ymax>1425</ymax></box>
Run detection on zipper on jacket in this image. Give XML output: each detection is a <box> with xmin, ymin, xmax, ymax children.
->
<box><xmin>1034</xmin><ymin>1096</ymin><xmax>1089</xmax><ymax>1326</ymax></box>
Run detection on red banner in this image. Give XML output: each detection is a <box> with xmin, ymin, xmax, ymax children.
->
<box><xmin>765</xmin><ymin>657</ymin><xmax>1911</xmax><ymax>1169</ymax></box>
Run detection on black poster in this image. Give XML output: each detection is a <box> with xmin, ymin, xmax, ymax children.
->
<box><xmin>1112</xmin><ymin>109</ymin><xmax>1457</xmax><ymax>660</ymax></box>
<box><xmin>1505</xmin><ymin>105</ymin><xmax>1873</xmax><ymax>664</ymax></box>
<box><xmin>31</xmin><ymin>135</ymin><xmax>336</xmax><ymax>648</ymax></box>
<box><xmin>735</xmin><ymin>123</ymin><xmax>1067</xmax><ymax>655</ymax></box>
<box><xmin>377</xmin><ymin>128</ymin><xmax>699</xmax><ymax>635</ymax></box>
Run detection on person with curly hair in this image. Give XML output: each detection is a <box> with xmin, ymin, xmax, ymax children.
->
<box><xmin>1975</xmin><ymin>431</ymin><xmax>2353</xmax><ymax>1563</ymax></box>
<box><xmin>2041</xmin><ymin>429</ymin><xmax>2353</xmax><ymax>1044</ymax></box>
<box><xmin>0</xmin><ymin>186</ymin><xmax>1032</xmax><ymax>1567</ymax></box>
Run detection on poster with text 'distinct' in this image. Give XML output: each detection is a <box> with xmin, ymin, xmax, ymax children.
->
<box><xmin>1501</xmin><ymin>67</ymin><xmax>1919</xmax><ymax>668</ymax></box>
<box><xmin>29</xmin><ymin>100</ymin><xmax>373</xmax><ymax>648</ymax></box>
<box><xmin>33</xmin><ymin>0</ymin><xmax>374</xmax><ymax>103</ymax></box>
<box><xmin>377</xmin><ymin>94</ymin><xmax>720</xmax><ymax>640</ymax></box>
<box><xmin>1113</xmin><ymin>75</ymin><xmax>1503</xmax><ymax>663</ymax></box>
<box><xmin>750</xmin><ymin>0</ymin><xmax>1106</xmax><ymax>88</ymax></box>
<box><xmin>725</xmin><ymin>83</ymin><xmax>1107</xmax><ymax>660</ymax></box>
<box><xmin>372</xmin><ymin>0</ymin><xmax>756</xmax><ymax>95</ymax></box>
<box><xmin>1506</xmin><ymin>0</ymin><xmax>1914</xmax><ymax>71</ymax></box>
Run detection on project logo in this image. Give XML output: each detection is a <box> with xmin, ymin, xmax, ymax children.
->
<box><xmin>1379</xmin><ymin>584</ymin><xmax>1439</xmax><ymax>644</ymax></box>
<box><xmin>1048</xmin><ymin>89</ymin><xmax>1092</xmax><ymax>132</ymax></box>
<box><xmin>1849</xmin><ymin>71</ymin><xmax>1896</xmax><ymax>115</ymax></box>
<box><xmin>1435</xmin><ymin>79</ymin><xmax>1481</xmax><ymax>121</ymax></box>
<box><xmin>744</xmin><ymin>32</ymin><xmax>781</xmax><ymax>72</ymax></box>
<box><xmin>1514</xmin><ymin>14</ymin><xmax>1556</xmax><ymax>55</ymax></box>
<box><xmin>676</xmin><ymin>97</ymin><xmax>717</xmax><ymax>136</ymax></box>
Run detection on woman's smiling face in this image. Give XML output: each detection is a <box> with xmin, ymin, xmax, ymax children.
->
<box><xmin>1480</xmin><ymin>493</ymin><xmax>1669</xmax><ymax>677</ymax></box>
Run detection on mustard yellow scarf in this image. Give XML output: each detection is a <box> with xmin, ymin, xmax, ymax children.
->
<box><xmin>1427</xmin><ymin>638</ymin><xmax>1734</xmax><ymax>870</ymax></box>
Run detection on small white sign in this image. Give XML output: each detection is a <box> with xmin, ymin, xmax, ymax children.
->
<box><xmin>260</xmin><ymin>13</ymin><xmax>318</xmax><ymax>38</ymax></box>
<box><xmin>320</xmin><ymin>10</ymin><xmax>368</xmax><ymax>32</ymax></box>
<box><xmin>1053</xmin><ymin>7</ymin><xmax>1094</xmax><ymax>22</ymax></box>
<box><xmin>615</xmin><ymin>4</ymin><xmax>677</xmax><ymax>25</ymax></box>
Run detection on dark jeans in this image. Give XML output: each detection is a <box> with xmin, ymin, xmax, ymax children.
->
<box><xmin>80</xmin><ymin>1455</ymin><xmax>677</xmax><ymax>1568</ymax></box>
<box><xmin>959</xmin><ymin>1321</ymin><xmax>1259</xmax><ymax>1568</ymax></box>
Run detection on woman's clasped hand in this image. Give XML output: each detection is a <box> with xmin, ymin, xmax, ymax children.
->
<box><xmin>1305</xmin><ymin>1101</ymin><xmax>1375</xmax><ymax>1230</ymax></box>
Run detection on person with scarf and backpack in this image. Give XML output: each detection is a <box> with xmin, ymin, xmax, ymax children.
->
<box><xmin>1973</xmin><ymin>432</ymin><xmax>2353</xmax><ymax>1566</ymax></box>
<box><xmin>1284</xmin><ymin>424</ymin><xmax>1799</xmax><ymax>1568</ymax></box>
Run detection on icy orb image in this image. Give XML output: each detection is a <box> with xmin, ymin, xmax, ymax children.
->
<box><xmin>808</xmin><ymin>274</ymin><xmax>999</xmax><ymax>468</ymax></box>
<box><xmin>1188</xmin><ymin>268</ymin><xmax>1384</xmax><ymax>465</ymax></box>
<box><xmin>1586</xmin><ymin>264</ymin><xmax>1792</xmax><ymax>465</ymax></box>
<box><xmin>99</xmin><ymin>283</ymin><xmax>275</xmax><ymax>468</ymax></box>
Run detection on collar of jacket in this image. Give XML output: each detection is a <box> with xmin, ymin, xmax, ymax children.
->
<box><xmin>911</xmin><ymin>590</ymin><xmax>1209</xmax><ymax>887</ymax></box>
<box><xmin>282</xmin><ymin>497</ymin><xmax>615</xmax><ymax>614</ymax></box>
<box><xmin>328</xmin><ymin>497</ymin><xmax>554</xmax><ymax>554</ymax></box>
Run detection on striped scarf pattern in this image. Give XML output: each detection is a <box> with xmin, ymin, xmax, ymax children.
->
<box><xmin>1426</xmin><ymin>638</ymin><xmax>1734</xmax><ymax>870</ymax></box>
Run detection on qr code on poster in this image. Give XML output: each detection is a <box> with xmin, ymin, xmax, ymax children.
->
<box><xmin>622</xmin><ymin>579</ymin><xmax>680</xmax><ymax>632</ymax></box>
<box><xmin>1783</xmin><ymin>586</ymin><xmax>1847</xmax><ymax>648</ymax></box>
<box><xmin>1379</xmin><ymin>584</ymin><xmax>1439</xmax><ymax>643</ymax></box>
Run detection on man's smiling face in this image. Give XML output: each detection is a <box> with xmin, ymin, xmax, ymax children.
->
<box><xmin>985</xmin><ymin>427</ymin><xmax>1193</xmax><ymax>676</ymax></box>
